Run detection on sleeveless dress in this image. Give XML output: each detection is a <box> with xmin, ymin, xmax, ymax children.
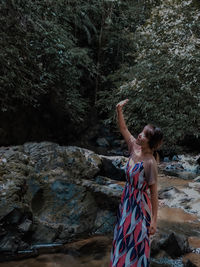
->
<box><xmin>110</xmin><ymin>136</ymin><xmax>156</xmax><ymax>267</ymax></box>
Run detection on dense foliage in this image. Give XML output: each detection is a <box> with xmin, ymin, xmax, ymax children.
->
<box><xmin>0</xmin><ymin>0</ymin><xmax>97</xmax><ymax>123</ymax></box>
<box><xmin>97</xmin><ymin>0</ymin><xmax>200</xmax><ymax>150</ymax></box>
<box><xmin>0</xmin><ymin>0</ymin><xmax>199</xmax><ymax>150</ymax></box>
<box><xmin>0</xmin><ymin>0</ymin><xmax>150</xmax><ymax>123</ymax></box>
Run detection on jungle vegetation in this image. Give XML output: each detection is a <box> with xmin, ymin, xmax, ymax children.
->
<box><xmin>0</xmin><ymin>0</ymin><xmax>200</xmax><ymax>151</ymax></box>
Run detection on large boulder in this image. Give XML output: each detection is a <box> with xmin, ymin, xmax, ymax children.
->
<box><xmin>0</xmin><ymin>142</ymin><xmax>125</xmax><ymax>256</ymax></box>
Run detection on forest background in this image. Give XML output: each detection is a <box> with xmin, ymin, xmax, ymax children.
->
<box><xmin>1</xmin><ymin>0</ymin><xmax>200</xmax><ymax>154</ymax></box>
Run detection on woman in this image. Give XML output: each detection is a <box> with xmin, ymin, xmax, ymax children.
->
<box><xmin>110</xmin><ymin>99</ymin><xmax>163</xmax><ymax>267</ymax></box>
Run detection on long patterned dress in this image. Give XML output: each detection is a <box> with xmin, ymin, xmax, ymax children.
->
<box><xmin>110</xmin><ymin>142</ymin><xmax>156</xmax><ymax>266</ymax></box>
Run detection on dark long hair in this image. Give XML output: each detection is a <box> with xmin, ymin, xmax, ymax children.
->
<box><xmin>145</xmin><ymin>124</ymin><xmax>163</xmax><ymax>161</ymax></box>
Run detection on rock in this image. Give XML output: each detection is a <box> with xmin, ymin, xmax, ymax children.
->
<box><xmin>30</xmin><ymin>179</ymin><xmax>98</xmax><ymax>243</ymax></box>
<box><xmin>108</xmin><ymin>149</ymin><xmax>124</xmax><ymax>156</ymax></box>
<box><xmin>96</xmin><ymin>138</ymin><xmax>110</xmax><ymax>147</ymax></box>
<box><xmin>0</xmin><ymin>232</ymin><xmax>29</xmax><ymax>253</ymax></box>
<box><xmin>93</xmin><ymin>209</ymin><xmax>116</xmax><ymax>234</ymax></box>
<box><xmin>158</xmin><ymin>186</ymin><xmax>180</xmax><ymax>200</ymax></box>
<box><xmin>112</xmin><ymin>139</ymin><xmax>122</xmax><ymax>147</ymax></box>
<box><xmin>18</xmin><ymin>218</ymin><xmax>32</xmax><ymax>233</ymax></box>
<box><xmin>165</xmin><ymin>163</ymin><xmax>184</xmax><ymax>170</ymax></box>
<box><xmin>24</xmin><ymin>142</ymin><xmax>102</xmax><ymax>180</ymax></box>
<box><xmin>63</xmin><ymin>235</ymin><xmax>111</xmax><ymax>261</ymax></box>
<box><xmin>172</xmin><ymin>155</ymin><xmax>179</xmax><ymax>161</ymax></box>
<box><xmin>162</xmin><ymin>154</ymin><xmax>200</xmax><ymax>180</ymax></box>
<box><xmin>160</xmin><ymin>232</ymin><xmax>191</xmax><ymax>258</ymax></box>
<box><xmin>164</xmin><ymin>157</ymin><xmax>170</xmax><ymax>162</ymax></box>
<box><xmin>0</xmin><ymin>142</ymin><xmax>123</xmax><ymax>253</ymax></box>
<box><xmin>98</xmin><ymin>155</ymin><xmax>126</xmax><ymax>181</ymax></box>
<box><xmin>194</xmin><ymin>176</ymin><xmax>200</xmax><ymax>182</ymax></box>
<box><xmin>150</xmin><ymin>238</ymin><xmax>161</xmax><ymax>257</ymax></box>
<box><xmin>150</xmin><ymin>262</ymin><xmax>171</xmax><ymax>267</ymax></box>
<box><xmin>196</xmin><ymin>165</ymin><xmax>200</xmax><ymax>174</ymax></box>
<box><xmin>77</xmin><ymin>176</ymin><xmax>124</xmax><ymax>209</ymax></box>
<box><xmin>184</xmin><ymin>259</ymin><xmax>198</xmax><ymax>267</ymax></box>
<box><xmin>2</xmin><ymin>208</ymin><xmax>23</xmax><ymax>225</ymax></box>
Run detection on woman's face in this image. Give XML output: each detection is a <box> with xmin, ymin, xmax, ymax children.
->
<box><xmin>135</xmin><ymin>126</ymin><xmax>151</xmax><ymax>148</ymax></box>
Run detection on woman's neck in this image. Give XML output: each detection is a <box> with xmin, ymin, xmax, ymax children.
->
<box><xmin>140</xmin><ymin>146</ymin><xmax>153</xmax><ymax>157</ymax></box>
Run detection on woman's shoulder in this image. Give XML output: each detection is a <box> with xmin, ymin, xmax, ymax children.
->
<box><xmin>143</xmin><ymin>156</ymin><xmax>158</xmax><ymax>184</ymax></box>
<box><xmin>143</xmin><ymin>156</ymin><xmax>157</xmax><ymax>168</ymax></box>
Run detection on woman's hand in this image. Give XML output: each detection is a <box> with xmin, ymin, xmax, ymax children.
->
<box><xmin>116</xmin><ymin>99</ymin><xmax>129</xmax><ymax>111</ymax></box>
<box><xmin>149</xmin><ymin>220</ymin><xmax>157</xmax><ymax>235</ymax></box>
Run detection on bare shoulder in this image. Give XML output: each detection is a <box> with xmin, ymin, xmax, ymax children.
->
<box><xmin>143</xmin><ymin>156</ymin><xmax>158</xmax><ymax>170</ymax></box>
<box><xmin>145</xmin><ymin>156</ymin><xmax>156</xmax><ymax>165</ymax></box>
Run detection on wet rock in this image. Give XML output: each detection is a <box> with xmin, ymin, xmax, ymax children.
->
<box><xmin>18</xmin><ymin>218</ymin><xmax>32</xmax><ymax>233</ymax></box>
<box><xmin>165</xmin><ymin>163</ymin><xmax>184</xmax><ymax>171</ymax></box>
<box><xmin>63</xmin><ymin>235</ymin><xmax>111</xmax><ymax>261</ymax></box>
<box><xmin>172</xmin><ymin>155</ymin><xmax>179</xmax><ymax>161</ymax></box>
<box><xmin>150</xmin><ymin>262</ymin><xmax>171</xmax><ymax>267</ymax></box>
<box><xmin>196</xmin><ymin>165</ymin><xmax>200</xmax><ymax>174</ymax></box>
<box><xmin>2</xmin><ymin>208</ymin><xmax>23</xmax><ymax>225</ymax></box>
<box><xmin>164</xmin><ymin>157</ymin><xmax>170</xmax><ymax>162</ymax></box>
<box><xmin>194</xmin><ymin>176</ymin><xmax>200</xmax><ymax>182</ymax></box>
<box><xmin>184</xmin><ymin>259</ymin><xmax>198</xmax><ymax>267</ymax></box>
<box><xmin>158</xmin><ymin>186</ymin><xmax>180</xmax><ymax>200</ymax></box>
<box><xmin>0</xmin><ymin>232</ymin><xmax>29</xmax><ymax>253</ymax></box>
<box><xmin>96</xmin><ymin>137</ymin><xmax>110</xmax><ymax>147</ymax></box>
<box><xmin>108</xmin><ymin>148</ymin><xmax>124</xmax><ymax>156</ymax></box>
<box><xmin>162</xmin><ymin>154</ymin><xmax>200</xmax><ymax>180</ymax></box>
<box><xmin>93</xmin><ymin>209</ymin><xmax>116</xmax><ymax>234</ymax></box>
<box><xmin>112</xmin><ymin>139</ymin><xmax>122</xmax><ymax>147</ymax></box>
<box><xmin>160</xmin><ymin>232</ymin><xmax>191</xmax><ymax>258</ymax></box>
<box><xmin>0</xmin><ymin>143</ymin><xmax>106</xmax><ymax>253</ymax></box>
<box><xmin>98</xmin><ymin>155</ymin><xmax>126</xmax><ymax>181</ymax></box>
<box><xmin>76</xmin><ymin>176</ymin><xmax>124</xmax><ymax>210</ymax></box>
<box><xmin>150</xmin><ymin>238</ymin><xmax>161</xmax><ymax>256</ymax></box>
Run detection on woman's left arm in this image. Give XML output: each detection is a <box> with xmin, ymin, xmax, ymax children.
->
<box><xmin>149</xmin><ymin>182</ymin><xmax>158</xmax><ymax>235</ymax></box>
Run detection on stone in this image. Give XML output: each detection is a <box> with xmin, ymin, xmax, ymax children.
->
<box><xmin>18</xmin><ymin>218</ymin><xmax>32</xmax><ymax>232</ymax></box>
<box><xmin>160</xmin><ymin>232</ymin><xmax>191</xmax><ymax>258</ymax></box>
<box><xmin>184</xmin><ymin>259</ymin><xmax>198</xmax><ymax>267</ymax></box>
<box><xmin>150</xmin><ymin>261</ymin><xmax>171</xmax><ymax>267</ymax></box>
<box><xmin>158</xmin><ymin>186</ymin><xmax>180</xmax><ymax>200</ymax></box>
<box><xmin>164</xmin><ymin>157</ymin><xmax>170</xmax><ymax>162</ymax></box>
<box><xmin>150</xmin><ymin>238</ymin><xmax>162</xmax><ymax>257</ymax></box>
<box><xmin>98</xmin><ymin>155</ymin><xmax>126</xmax><ymax>181</ymax></box>
<box><xmin>172</xmin><ymin>155</ymin><xmax>179</xmax><ymax>161</ymax></box>
<box><xmin>112</xmin><ymin>139</ymin><xmax>122</xmax><ymax>147</ymax></box>
<box><xmin>194</xmin><ymin>176</ymin><xmax>200</xmax><ymax>182</ymax></box>
<box><xmin>93</xmin><ymin>209</ymin><xmax>116</xmax><ymax>234</ymax></box>
<box><xmin>0</xmin><ymin>143</ymin><xmax>104</xmax><ymax>252</ymax></box>
<box><xmin>96</xmin><ymin>138</ymin><xmax>110</xmax><ymax>147</ymax></box>
<box><xmin>108</xmin><ymin>149</ymin><xmax>124</xmax><ymax>156</ymax></box>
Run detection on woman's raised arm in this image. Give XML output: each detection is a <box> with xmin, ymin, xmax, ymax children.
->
<box><xmin>116</xmin><ymin>99</ymin><xmax>136</xmax><ymax>145</ymax></box>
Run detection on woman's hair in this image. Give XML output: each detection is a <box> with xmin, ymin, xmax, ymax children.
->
<box><xmin>145</xmin><ymin>124</ymin><xmax>163</xmax><ymax>160</ymax></box>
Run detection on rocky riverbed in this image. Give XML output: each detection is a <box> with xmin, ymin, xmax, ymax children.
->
<box><xmin>0</xmin><ymin>142</ymin><xmax>199</xmax><ymax>266</ymax></box>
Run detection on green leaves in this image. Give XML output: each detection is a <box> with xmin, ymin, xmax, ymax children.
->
<box><xmin>1</xmin><ymin>0</ymin><xmax>199</xmax><ymax>150</ymax></box>
<box><xmin>97</xmin><ymin>0</ymin><xmax>200</xmax><ymax>151</ymax></box>
<box><xmin>0</xmin><ymin>0</ymin><xmax>98</xmax><ymax>126</ymax></box>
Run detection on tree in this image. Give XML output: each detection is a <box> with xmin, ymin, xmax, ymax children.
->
<box><xmin>97</xmin><ymin>0</ymin><xmax>200</xmax><ymax>151</ymax></box>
